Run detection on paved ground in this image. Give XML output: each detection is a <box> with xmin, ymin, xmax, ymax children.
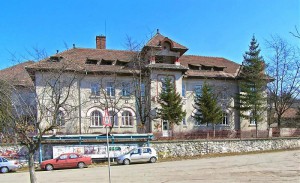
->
<box><xmin>1</xmin><ymin>150</ymin><xmax>299</xmax><ymax>183</ymax></box>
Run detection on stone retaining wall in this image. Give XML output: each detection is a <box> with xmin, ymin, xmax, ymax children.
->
<box><xmin>150</xmin><ymin>138</ymin><xmax>300</xmax><ymax>158</ymax></box>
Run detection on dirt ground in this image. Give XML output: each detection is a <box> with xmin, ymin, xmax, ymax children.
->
<box><xmin>1</xmin><ymin>149</ymin><xmax>299</xmax><ymax>183</ymax></box>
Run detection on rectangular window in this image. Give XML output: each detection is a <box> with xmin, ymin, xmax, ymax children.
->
<box><xmin>91</xmin><ymin>83</ymin><xmax>100</xmax><ymax>96</ymax></box>
<box><xmin>221</xmin><ymin>113</ymin><xmax>229</xmax><ymax>125</ymax></box>
<box><xmin>106</xmin><ymin>82</ymin><xmax>115</xmax><ymax>97</ymax></box>
<box><xmin>140</xmin><ymin>83</ymin><xmax>145</xmax><ymax>97</ymax></box>
<box><xmin>194</xmin><ymin>85</ymin><xmax>202</xmax><ymax>96</ymax></box>
<box><xmin>122</xmin><ymin>82</ymin><xmax>131</xmax><ymax>96</ymax></box>
<box><xmin>182</xmin><ymin>117</ymin><xmax>187</xmax><ymax>126</ymax></box>
<box><xmin>249</xmin><ymin>111</ymin><xmax>256</xmax><ymax>125</ymax></box>
<box><xmin>161</xmin><ymin>79</ymin><xmax>167</xmax><ymax>92</ymax></box>
<box><xmin>182</xmin><ymin>83</ymin><xmax>186</xmax><ymax>97</ymax></box>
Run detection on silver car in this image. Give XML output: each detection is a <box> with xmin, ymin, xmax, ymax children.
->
<box><xmin>0</xmin><ymin>156</ymin><xmax>20</xmax><ymax>173</ymax></box>
<box><xmin>117</xmin><ymin>147</ymin><xmax>158</xmax><ymax>165</ymax></box>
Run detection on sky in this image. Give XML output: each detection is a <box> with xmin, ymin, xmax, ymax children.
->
<box><xmin>0</xmin><ymin>0</ymin><xmax>299</xmax><ymax>70</ymax></box>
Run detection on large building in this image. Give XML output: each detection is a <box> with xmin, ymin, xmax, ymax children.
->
<box><xmin>24</xmin><ymin>30</ymin><xmax>268</xmax><ymax>136</ymax></box>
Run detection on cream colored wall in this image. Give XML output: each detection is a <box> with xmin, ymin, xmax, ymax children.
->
<box><xmin>78</xmin><ymin>75</ymin><xmax>138</xmax><ymax>134</ymax></box>
<box><xmin>35</xmin><ymin>70</ymin><xmax>268</xmax><ymax>135</ymax></box>
<box><xmin>35</xmin><ymin>72</ymin><xmax>139</xmax><ymax>134</ymax></box>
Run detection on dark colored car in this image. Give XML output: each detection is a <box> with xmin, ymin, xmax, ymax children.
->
<box><xmin>40</xmin><ymin>153</ymin><xmax>92</xmax><ymax>171</ymax></box>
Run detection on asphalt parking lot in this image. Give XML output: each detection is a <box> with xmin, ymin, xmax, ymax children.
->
<box><xmin>1</xmin><ymin>149</ymin><xmax>299</xmax><ymax>183</ymax></box>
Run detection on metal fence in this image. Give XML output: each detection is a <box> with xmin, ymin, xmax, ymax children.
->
<box><xmin>153</xmin><ymin>128</ymin><xmax>300</xmax><ymax>140</ymax></box>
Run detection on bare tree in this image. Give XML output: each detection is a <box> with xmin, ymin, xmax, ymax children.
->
<box><xmin>265</xmin><ymin>35</ymin><xmax>300</xmax><ymax>129</ymax></box>
<box><xmin>0</xmin><ymin>55</ymin><xmax>82</xmax><ymax>183</ymax></box>
<box><xmin>290</xmin><ymin>26</ymin><xmax>300</xmax><ymax>39</ymax></box>
<box><xmin>124</xmin><ymin>35</ymin><xmax>154</xmax><ymax>133</ymax></box>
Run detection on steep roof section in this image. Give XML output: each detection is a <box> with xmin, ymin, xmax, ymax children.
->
<box><xmin>144</xmin><ymin>31</ymin><xmax>188</xmax><ymax>56</ymax></box>
<box><xmin>26</xmin><ymin>48</ymin><xmax>139</xmax><ymax>74</ymax></box>
<box><xmin>179</xmin><ymin>55</ymin><xmax>241</xmax><ymax>79</ymax></box>
<box><xmin>0</xmin><ymin>61</ymin><xmax>35</xmax><ymax>87</ymax></box>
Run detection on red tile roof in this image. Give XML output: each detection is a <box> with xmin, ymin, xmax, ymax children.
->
<box><xmin>0</xmin><ymin>61</ymin><xmax>35</xmax><ymax>87</ymax></box>
<box><xmin>27</xmin><ymin>48</ymin><xmax>241</xmax><ymax>79</ymax></box>
<box><xmin>179</xmin><ymin>55</ymin><xmax>240</xmax><ymax>78</ymax></box>
<box><xmin>145</xmin><ymin>32</ymin><xmax>188</xmax><ymax>50</ymax></box>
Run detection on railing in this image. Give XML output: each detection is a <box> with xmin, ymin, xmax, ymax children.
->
<box><xmin>153</xmin><ymin>128</ymin><xmax>300</xmax><ymax>140</ymax></box>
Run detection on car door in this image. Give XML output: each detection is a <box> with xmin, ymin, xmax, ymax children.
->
<box><xmin>55</xmin><ymin>154</ymin><xmax>68</xmax><ymax>169</ymax></box>
<box><xmin>130</xmin><ymin>148</ymin><xmax>142</xmax><ymax>163</ymax></box>
<box><xmin>68</xmin><ymin>154</ymin><xmax>79</xmax><ymax>168</ymax></box>
<box><xmin>141</xmin><ymin>148</ymin><xmax>152</xmax><ymax>162</ymax></box>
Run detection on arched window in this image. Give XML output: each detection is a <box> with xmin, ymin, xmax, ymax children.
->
<box><xmin>56</xmin><ymin>110</ymin><xmax>65</xmax><ymax>126</ymax></box>
<box><xmin>221</xmin><ymin>112</ymin><xmax>229</xmax><ymax>126</ymax></box>
<box><xmin>121</xmin><ymin>111</ymin><xmax>133</xmax><ymax>126</ymax></box>
<box><xmin>90</xmin><ymin>110</ymin><xmax>102</xmax><ymax>127</ymax></box>
<box><xmin>109</xmin><ymin>111</ymin><xmax>118</xmax><ymax>127</ymax></box>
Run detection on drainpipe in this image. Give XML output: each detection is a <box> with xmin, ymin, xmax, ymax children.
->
<box><xmin>78</xmin><ymin>77</ymin><xmax>82</xmax><ymax>134</ymax></box>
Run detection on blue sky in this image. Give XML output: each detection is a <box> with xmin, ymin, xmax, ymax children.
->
<box><xmin>0</xmin><ymin>0</ymin><xmax>299</xmax><ymax>69</ymax></box>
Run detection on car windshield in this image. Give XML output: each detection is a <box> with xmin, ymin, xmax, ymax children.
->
<box><xmin>125</xmin><ymin>148</ymin><xmax>137</xmax><ymax>155</ymax></box>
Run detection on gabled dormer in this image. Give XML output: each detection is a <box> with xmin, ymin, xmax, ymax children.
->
<box><xmin>142</xmin><ymin>29</ymin><xmax>188</xmax><ymax>66</ymax></box>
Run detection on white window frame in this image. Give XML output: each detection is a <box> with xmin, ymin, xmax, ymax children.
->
<box><xmin>221</xmin><ymin>112</ymin><xmax>229</xmax><ymax>126</ymax></box>
<box><xmin>194</xmin><ymin>84</ymin><xmax>202</xmax><ymax>96</ymax></box>
<box><xmin>106</xmin><ymin>82</ymin><xmax>115</xmax><ymax>97</ymax></box>
<box><xmin>91</xmin><ymin>83</ymin><xmax>100</xmax><ymax>96</ymax></box>
<box><xmin>122</xmin><ymin>82</ymin><xmax>131</xmax><ymax>97</ymax></box>
<box><xmin>249</xmin><ymin>111</ymin><xmax>256</xmax><ymax>125</ymax></box>
<box><xmin>56</xmin><ymin>110</ymin><xmax>65</xmax><ymax>127</ymax></box>
<box><xmin>182</xmin><ymin>82</ymin><xmax>186</xmax><ymax>98</ymax></box>
<box><xmin>182</xmin><ymin>116</ymin><xmax>187</xmax><ymax>126</ymax></box>
<box><xmin>90</xmin><ymin>110</ymin><xmax>102</xmax><ymax>127</ymax></box>
<box><xmin>121</xmin><ymin>111</ymin><xmax>133</xmax><ymax>127</ymax></box>
<box><xmin>109</xmin><ymin>111</ymin><xmax>118</xmax><ymax>127</ymax></box>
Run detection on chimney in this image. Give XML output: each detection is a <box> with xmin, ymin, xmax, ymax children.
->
<box><xmin>96</xmin><ymin>35</ymin><xmax>106</xmax><ymax>49</ymax></box>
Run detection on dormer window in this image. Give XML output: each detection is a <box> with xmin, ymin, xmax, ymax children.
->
<box><xmin>100</xmin><ymin>59</ymin><xmax>113</xmax><ymax>65</ymax></box>
<box><xmin>188</xmin><ymin>64</ymin><xmax>226</xmax><ymax>71</ymax></box>
<box><xmin>214</xmin><ymin>66</ymin><xmax>226</xmax><ymax>71</ymax></box>
<box><xmin>86</xmin><ymin>59</ymin><xmax>98</xmax><ymax>64</ymax></box>
<box><xmin>162</xmin><ymin>41</ymin><xmax>171</xmax><ymax>51</ymax></box>
<box><xmin>115</xmin><ymin>60</ymin><xmax>128</xmax><ymax>66</ymax></box>
<box><xmin>49</xmin><ymin>56</ymin><xmax>63</xmax><ymax>62</ymax></box>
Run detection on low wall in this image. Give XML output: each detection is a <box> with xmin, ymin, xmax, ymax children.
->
<box><xmin>150</xmin><ymin>138</ymin><xmax>300</xmax><ymax>158</ymax></box>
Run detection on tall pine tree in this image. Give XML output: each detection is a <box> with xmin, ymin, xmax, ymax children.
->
<box><xmin>157</xmin><ymin>77</ymin><xmax>186</xmax><ymax>135</ymax></box>
<box><xmin>236</xmin><ymin>36</ymin><xmax>267</xmax><ymax>137</ymax></box>
<box><xmin>193</xmin><ymin>82</ymin><xmax>223</xmax><ymax>137</ymax></box>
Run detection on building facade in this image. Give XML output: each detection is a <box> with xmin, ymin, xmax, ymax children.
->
<box><xmin>25</xmin><ymin>31</ymin><xmax>268</xmax><ymax>136</ymax></box>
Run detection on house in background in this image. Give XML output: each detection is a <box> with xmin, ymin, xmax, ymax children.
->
<box><xmin>0</xmin><ymin>61</ymin><xmax>36</xmax><ymax>123</ymax></box>
<box><xmin>22</xmin><ymin>30</ymin><xmax>268</xmax><ymax>136</ymax></box>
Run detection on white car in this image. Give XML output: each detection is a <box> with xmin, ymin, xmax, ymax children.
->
<box><xmin>0</xmin><ymin>156</ymin><xmax>20</xmax><ymax>173</ymax></box>
<box><xmin>117</xmin><ymin>147</ymin><xmax>158</xmax><ymax>165</ymax></box>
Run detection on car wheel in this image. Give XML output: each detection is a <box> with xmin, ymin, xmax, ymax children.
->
<box><xmin>78</xmin><ymin>162</ymin><xmax>86</xmax><ymax>169</ymax></box>
<box><xmin>123</xmin><ymin>159</ymin><xmax>130</xmax><ymax>165</ymax></box>
<box><xmin>1</xmin><ymin>167</ymin><xmax>9</xmax><ymax>173</ymax></box>
<box><xmin>150</xmin><ymin>157</ymin><xmax>157</xmax><ymax>163</ymax></box>
<box><xmin>45</xmin><ymin>164</ymin><xmax>53</xmax><ymax>171</ymax></box>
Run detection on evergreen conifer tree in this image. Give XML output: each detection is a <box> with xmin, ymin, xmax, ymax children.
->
<box><xmin>193</xmin><ymin>82</ymin><xmax>223</xmax><ymax>137</ymax></box>
<box><xmin>236</xmin><ymin>36</ymin><xmax>267</xmax><ymax>137</ymax></box>
<box><xmin>157</xmin><ymin>77</ymin><xmax>186</xmax><ymax>135</ymax></box>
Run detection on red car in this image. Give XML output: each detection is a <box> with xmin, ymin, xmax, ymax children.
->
<box><xmin>40</xmin><ymin>153</ymin><xmax>92</xmax><ymax>171</ymax></box>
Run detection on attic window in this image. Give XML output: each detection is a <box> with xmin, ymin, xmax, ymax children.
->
<box><xmin>201</xmin><ymin>65</ymin><xmax>212</xmax><ymax>71</ymax></box>
<box><xmin>162</xmin><ymin>41</ymin><xmax>171</xmax><ymax>50</ymax></box>
<box><xmin>214</xmin><ymin>66</ymin><xmax>225</xmax><ymax>71</ymax></box>
<box><xmin>49</xmin><ymin>56</ymin><xmax>63</xmax><ymax>62</ymax></box>
<box><xmin>188</xmin><ymin>64</ymin><xmax>200</xmax><ymax>70</ymax></box>
<box><xmin>100</xmin><ymin>60</ymin><xmax>113</xmax><ymax>65</ymax></box>
<box><xmin>115</xmin><ymin>60</ymin><xmax>127</xmax><ymax>66</ymax></box>
<box><xmin>86</xmin><ymin>59</ymin><xmax>98</xmax><ymax>64</ymax></box>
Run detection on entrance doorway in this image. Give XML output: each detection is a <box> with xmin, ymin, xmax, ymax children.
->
<box><xmin>162</xmin><ymin>120</ymin><xmax>169</xmax><ymax>137</ymax></box>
